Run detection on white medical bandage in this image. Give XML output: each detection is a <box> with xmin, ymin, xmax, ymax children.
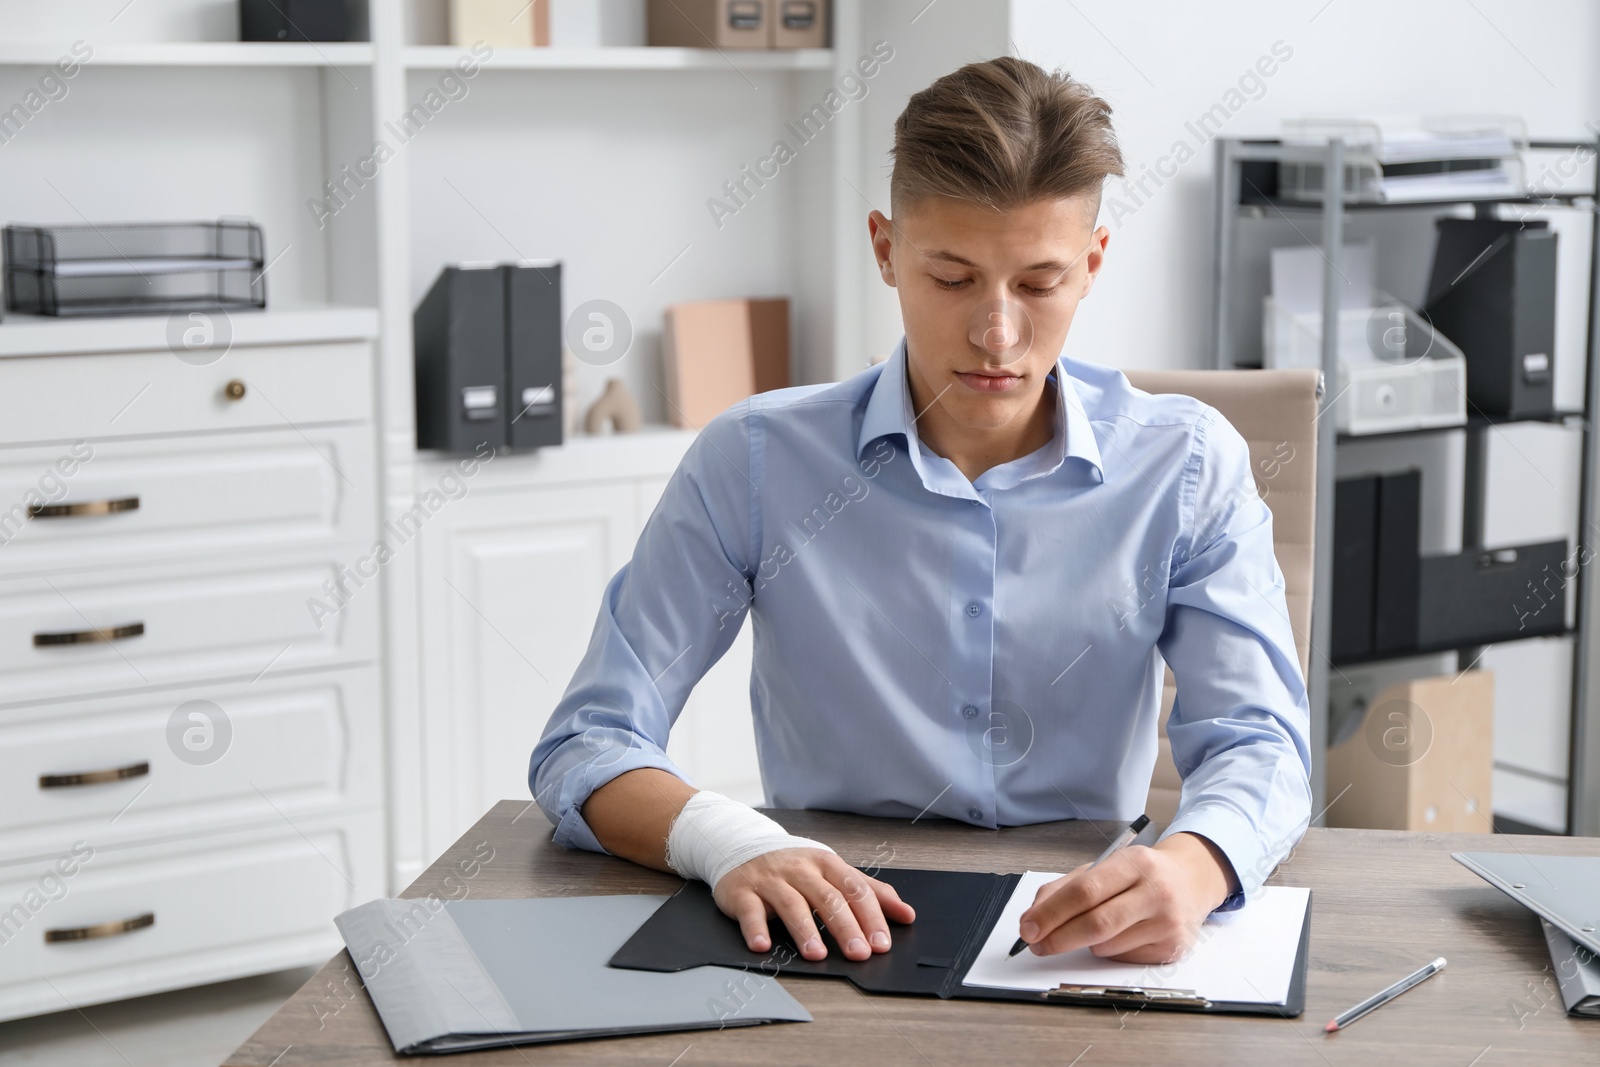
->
<box><xmin>664</xmin><ymin>790</ymin><xmax>836</xmax><ymax>890</ymax></box>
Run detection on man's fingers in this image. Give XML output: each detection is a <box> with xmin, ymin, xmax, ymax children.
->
<box><xmin>1087</xmin><ymin>914</ymin><xmax>1189</xmax><ymax>963</ymax></box>
<box><xmin>724</xmin><ymin>889</ymin><xmax>775</xmax><ymax>953</ymax></box>
<box><xmin>798</xmin><ymin>871</ymin><xmax>871</xmax><ymax>960</ymax></box>
<box><xmin>1020</xmin><ymin>854</ymin><xmax>1142</xmax><ymax>943</ymax></box>
<box><xmin>766</xmin><ymin>884</ymin><xmax>829</xmax><ymax>960</ymax></box>
<box><xmin>823</xmin><ymin>866</ymin><xmax>897</xmax><ymax>953</ymax></box>
<box><xmin>1029</xmin><ymin>883</ymin><xmax>1143</xmax><ymax>956</ymax></box>
<box><xmin>869</xmin><ymin>875</ymin><xmax>917</xmax><ymax>925</ymax></box>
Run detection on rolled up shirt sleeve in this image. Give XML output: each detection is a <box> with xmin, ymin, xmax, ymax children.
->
<box><xmin>528</xmin><ymin>403</ymin><xmax>758</xmax><ymax>853</ymax></box>
<box><xmin>1156</xmin><ymin>409</ymin><xmax>1313</xmax><ymax>907</ymax></box>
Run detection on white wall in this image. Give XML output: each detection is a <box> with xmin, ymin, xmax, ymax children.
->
<box><xmin>1007</xmin><ymin>0</ymin><xmax>1600</xmax><ymax>371</ymax></box>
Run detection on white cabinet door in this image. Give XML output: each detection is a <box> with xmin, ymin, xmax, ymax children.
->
<box><xmin>416</xmin><ymin>483</ymin><xmax>637</xmax><ymax>858</ymax></box>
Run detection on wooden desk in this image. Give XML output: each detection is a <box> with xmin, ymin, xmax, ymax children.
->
<box><xmin>228</xmin><ymin>803</ymin><xmax>1600</xmax><ymax>1066</ymax></box>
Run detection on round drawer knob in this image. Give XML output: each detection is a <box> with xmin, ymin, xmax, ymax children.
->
<box><xmin>224</xmin><ymin>380</ymin><xmax>247</xmax><ymax>401</ymax></box>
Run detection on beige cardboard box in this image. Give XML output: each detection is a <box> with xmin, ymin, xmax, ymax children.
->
<box><xmin>661</xmin><ymin>297</ymin><xmax>790</xmax><ymax>428</ymax></box>
<box><xmin>771</xmin><ymin>0</ymin><xmax>827</xmax><ymax>48</ymax></box>
<box><xmin>648</xmin><ymin>0</ymin><xmax>769</xmax><ymax>49</ymax></box>
<box><xmin>1325</xmin><ymin>671</ymin><xmax>1494</xmax><ymax>833</ymax></box>
<box><xmin>450</xmin><ymin>0</ymin><xmax>549</xmax><ymax>48</ymax></box>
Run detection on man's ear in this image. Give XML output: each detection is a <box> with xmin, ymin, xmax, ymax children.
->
<box><xmin>1079</xmin><ymin>225</ymin><xmax>1111</xmax><ymax>299</ymax></box>
<box><xmin>867</xmin><ymin>209</ymin><xmax>897</xmax><ymax>287</ymax></box>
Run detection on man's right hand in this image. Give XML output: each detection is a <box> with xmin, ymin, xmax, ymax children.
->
<box><xmin>712</xmin><ymin>847</ymin><xmax>916</xmax><ymax>961</ymax></box>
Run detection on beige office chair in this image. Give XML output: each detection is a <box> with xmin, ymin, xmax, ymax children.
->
<box><xmin>1122</xmin><ymin>369</ymin><xmax>1320</xmax><ymax>822</ymax></box>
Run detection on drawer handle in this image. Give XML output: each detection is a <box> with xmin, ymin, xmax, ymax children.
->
<box><xmin>40</xmin><ymin>761</ymin><xmax>149</xmax><ymax>789</ymax></box>
<box><xmin>224</xmin><ymin>379</ymin><xmax>246</xmax><ymax>401</ymax></box>
<box><xmin>45</xmin><ymin>913</ymin><xmax>155</xmax><ymax>943</ymax></box>
<box><xmin>29</xmin><ymin>496</ymin><xmax>140</xmax><ymax>520</ymax></box>
<box><xmin>34</xmin><ymin>621</ymin><xmax>145</xmax><ymax>647</ymax></box>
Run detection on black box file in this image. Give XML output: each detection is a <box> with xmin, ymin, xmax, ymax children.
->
<box><xmin>414</xmin><ymin>261</ymin><xmax>563</xmax><ymax>454</ymax></box>
<box><xmin>1418</xmin><ymin>540</ymin><xmax>1570</xmax><ymax>649</ymax></box>
<box><xmin>1424</xmin><ymin>217</ymin><xmax>1557</xmax><ymax>419</ymax></box>
<box><xmin>1332</xmin><ymin>476</ymin><xmax>1378</xmax><ymax>661</ymax></box>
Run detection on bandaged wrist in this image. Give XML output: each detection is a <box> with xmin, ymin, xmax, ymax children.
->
<box><xmin>664</xmin><ymin>790</ymin><xmax>835</xmax><ymax>890</ymax></box>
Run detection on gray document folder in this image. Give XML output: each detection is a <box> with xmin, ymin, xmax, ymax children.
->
<box><xmin>1452</xmin><ymin>852</ymin><xmax>1600</xmax><ymax>957</ymax></box>
<box><xmin>335</xmin><ymin>895</ymin><xmax>811</xmax><ymax>1054</ymax></box>
<box><xmin>1541</xmin><ymin>919</ymin><xmax>1600</xmax><ymax>1018</ymax></box>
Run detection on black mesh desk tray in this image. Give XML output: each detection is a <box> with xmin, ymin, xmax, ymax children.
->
<box><xmin>3</xmin><ymin>219</ymin><xmax>266</xmax><ymax>317</ymax></box>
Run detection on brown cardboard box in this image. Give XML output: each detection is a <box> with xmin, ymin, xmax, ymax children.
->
<box><xmin>647</xmin><ymin>0</ymin><xmax>769</xmax><ymax>49</ymax></box>
<box><xmin>1325</xmin><ymin>671</ymin><xmax>1494</xmax><ymax>833</ymax></box>
<box><xmin>661</xmin><ymin>297</ymin><xmax>790</xmax><ymax>428</ymax></box>
<box><xmin>771</xmin><ymin>0</ymin><xmax>827</xmax><ymax>48</ymax></box>
<box><xmin>449</xmin><ymin>0</ymin><xmax>549</xmax><ymax>47</ymax></box>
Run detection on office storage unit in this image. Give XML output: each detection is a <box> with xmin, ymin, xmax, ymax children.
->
<box><xmin>0</xmin><ymin>311</ymin><xmax>385</xmax><ymax>1023</ymax></box>
<box><xmin>0</xmin><ymin>0</ymin><xmax>886</xmax><ymax>915</ymax></box>
<box><xmin>1210</xmin><ymin>135</ymin><xmax>1600</xmax><ymax>834</ymax></box>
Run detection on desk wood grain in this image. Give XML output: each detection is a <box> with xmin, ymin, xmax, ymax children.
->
<box><xmin>227</xmin><ymin>803</ymin><xmax>1600</xmax><ymax>1066</ymax></box>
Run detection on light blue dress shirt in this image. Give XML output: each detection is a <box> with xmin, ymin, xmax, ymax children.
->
<box><xmin>529</xmin><ymin>339</ymin><xmax>1312</xmax><ymax>905</ymax></box>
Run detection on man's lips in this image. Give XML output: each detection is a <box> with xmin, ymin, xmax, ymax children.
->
<box><xmin>955</xmin><ymin>369</ymin><xmax>1024</xmax><ymax>393</ymax></box>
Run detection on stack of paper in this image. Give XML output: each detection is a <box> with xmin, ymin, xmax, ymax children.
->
<box><xmin>961</xmin><ymin>870</ymin><xmax>1311</xmax><ymax>1006</ymax></box>
<box><xmin>1282</xmin><ymin>115</ymin><xmax>1526</xmax><ymax>203</ymax></box>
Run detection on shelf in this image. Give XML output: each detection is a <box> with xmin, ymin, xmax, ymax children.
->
<box><xmin>1333</xmin><ymin>628</ymin><xmax>1576</xmax><ymax>669</ymax></box>
<box><xmin>1336</xmin><ymin>411</ymin><xmax>1586</xmax><ymax>444</ymax></box>
<box><xmin>0</xmin><ymin>305</ymin><xmax>379</xmax><ymax>359</ymax></box>
<box><xmin>1240</xmin><ymin>193</ymin><xmax>1591</xmax><ymax>213</ymax></box>
<box><xmin>0</xmin><ymin>42</ymin><xmax>374</xmax><ymax>68</ymax></box>
<box><xmin>402</xmin><ymin>45</ymin><xmax>832</xmax><ymax>71</ymax></box>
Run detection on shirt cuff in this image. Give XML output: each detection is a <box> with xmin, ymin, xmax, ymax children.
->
<box><xmin>546</xmin><ymin>749</ymin><xmax>695</xmax><ymax>854</ymax></box>
<box><xmin>1159</xmin><ymin>806</ymin><xmax>1276</xmax><ymax>912</ymax></box>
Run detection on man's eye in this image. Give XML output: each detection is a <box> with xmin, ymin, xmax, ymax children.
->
<box><xmin>933</xmin><ymin>276</ymin><xmax>969</xmax><ymax>290</ymax></box>
<box><xmin>1021</xmin><ymin>283</ymin><xmax>1059</xmax><ymax>297</ymax></box>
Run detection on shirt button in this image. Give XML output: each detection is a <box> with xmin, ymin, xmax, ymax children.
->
<box><xmin>967</xmin><ymin>807</ymin><xmax>983</xmax><ymax>821</ymax></box>
<box><xmin>966</xmin><ymin>601</ymin><xmax>982</xmax><ymax>618</ymax></box>
<box><xmin>962</xmin><ymin>704</ymin><xmax>979</xmax><ymax>719</ymax></box>
<box><xmin>969</xmin><ymin>498</ymin><xmax>981</xmax><ymax>506</ymax></box>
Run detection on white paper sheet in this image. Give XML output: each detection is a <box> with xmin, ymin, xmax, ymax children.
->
<box><xmin>961</xmin><ymin>871</ymin><xmax>1309</xmax><ymax>1006</ymax></box>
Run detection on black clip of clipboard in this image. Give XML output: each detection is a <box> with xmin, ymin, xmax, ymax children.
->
<box><xmin>1042</xmin><ymin>984</ymin><xmax>1213</xmax><ymax>1009</ymax></box>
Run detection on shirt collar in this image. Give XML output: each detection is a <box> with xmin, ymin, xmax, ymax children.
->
<box><xmin>856</xmin><ymin>337</ymin><xmax>1104</xmax><ymax>485</ymax></box>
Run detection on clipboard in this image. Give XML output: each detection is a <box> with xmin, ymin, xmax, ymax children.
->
<box><xmin>609</xmin><ymin>867</ymin><xmax>1311</xmax><ymax>1017</ymax></box>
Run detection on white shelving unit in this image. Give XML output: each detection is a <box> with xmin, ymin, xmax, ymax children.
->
<box><xmin>401</xmin><ymin>44</ymin><xmax>831</xmax><ymax>70</ymax></box>
<box><xmin>0</xmin><ymin>0</ymin><xmax>1017</xmax><ymax>945</ymax></box>
<box><xmin>0</xmin><ymin>42</ymin><xmax>376</xmax><ymax>67</ymax></box>
<box><xmin>0</xmin><ymin>0</ymin><xmax>895</xmax><ymax>897</ymax></box>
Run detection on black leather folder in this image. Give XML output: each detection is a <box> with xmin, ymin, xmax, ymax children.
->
<box><xmin>609</xmin><ymin>867</ymin><xmax>1310</xmax><ymax>1017</ymax></box>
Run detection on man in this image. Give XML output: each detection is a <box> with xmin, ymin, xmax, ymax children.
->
<box><xmin>530</xmin><ymin>56</ymin><xmax>1310</xmax><ymax>967</ymax></box>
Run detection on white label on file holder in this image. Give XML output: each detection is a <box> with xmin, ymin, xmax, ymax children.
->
<box><xmin>520</xmin><ymin>385</ymin><xmax>556</xmax><ymax>410</ymax></box>
<box><xmin>462</xmin><ymin>386</ymin><xmax>498</xmax><ymax>421</ymax></box>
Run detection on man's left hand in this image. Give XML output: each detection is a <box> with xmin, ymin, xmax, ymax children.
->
<box><xmin>1015</xmin><ymin>832</ymin><xmax>1236</xmax><ymax>964</ymax></box>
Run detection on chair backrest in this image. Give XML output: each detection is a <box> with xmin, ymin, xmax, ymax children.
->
<box><xmin>1121</xmin><ymin>369</ymin><xmax>1320</xmax><ymax>822</ymax></box>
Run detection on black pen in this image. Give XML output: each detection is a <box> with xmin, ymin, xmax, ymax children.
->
<box><xmin>1009</xmin><ymin>814</ymin><xmax>1150</xmax><ymax>958</ymax></box>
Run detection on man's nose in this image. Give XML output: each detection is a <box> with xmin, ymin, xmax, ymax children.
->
<box><xmin>967</xmin><ymin>299</ymin><xmax>1030</xmax><ymax>362</ymax></box>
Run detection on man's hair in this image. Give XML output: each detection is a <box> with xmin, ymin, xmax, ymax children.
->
<box><xmin>890</xmin><ymin>56</ymin><xmax>1125</xmax><ymax>219</ymax></box>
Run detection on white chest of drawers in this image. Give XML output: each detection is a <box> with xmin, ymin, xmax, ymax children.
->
<box><xmin>0</xmin><ymin>309</ymin><xmax>386</xmax><ymax>1023</ymax></box>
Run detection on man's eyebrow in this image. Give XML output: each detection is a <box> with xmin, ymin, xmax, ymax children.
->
<box><xmin>922</xmin><ymin>250</ymin><xmax>1071</xmax><ymax>272</ymax></box>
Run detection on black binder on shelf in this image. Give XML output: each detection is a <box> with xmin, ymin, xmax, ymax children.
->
<box><xmin>1332</xmin><ymin>475</ymin><xmax>1378</xmax><ymax>660</ymax></box>
<box><xmin>1424</xmin><ymin>217</ymin><xmax>1557</xmax><ymax>419</ymax></box>
<box><xmin>610</xmin><ymin>867</ymin><xmax>1311</xmax><ymax>1017</ymax></box>
<box><xmin>1373</xmin><ymin>470</ymin><xmax>1422</xmax><ymax>653</ymax></box>
<box><xmin>413</xmin><ymin>261</ymin><xmax>564</xmax><ymax>454</ymax></box>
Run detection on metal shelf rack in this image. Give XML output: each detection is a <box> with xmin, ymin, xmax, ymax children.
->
<box><xmin>1209</xmin><ymin>136</ymin><xmax>1600</xmax><ymax>835</ymax></box>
